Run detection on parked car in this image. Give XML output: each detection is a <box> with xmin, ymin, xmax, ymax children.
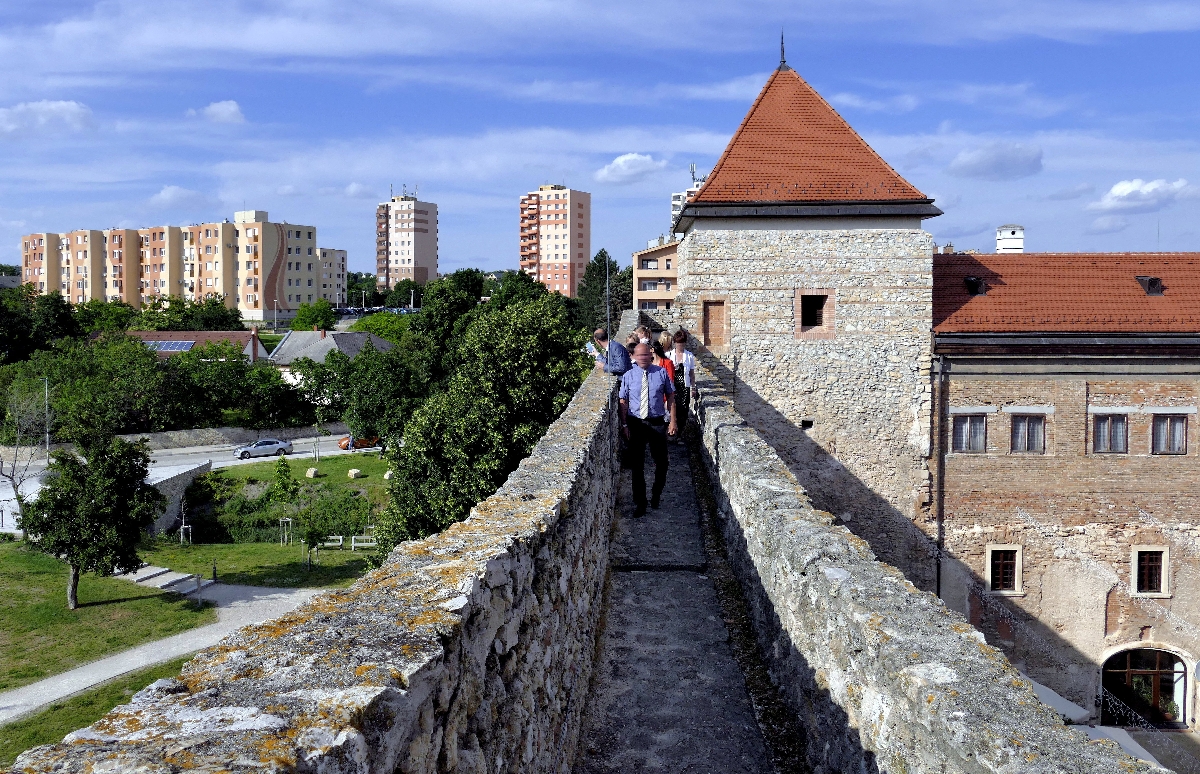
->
<box><xmin>338</xmin><ymin>436</ymin><xmax>381</xmax><ymax>450</ymax></box>
<box><xmin>233</xmin><ymin>439</ymin><xmax>293</xmax><ymax>459</ymax></box>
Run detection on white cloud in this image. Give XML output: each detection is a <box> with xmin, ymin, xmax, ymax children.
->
<box><xmin>186</xmin><ymin>100</ymin><xmax>245</xmax><ymax>123</ymax></box>
<box><xmin>1087</xmin><ymin>215</ymin><xmax>1130</xmax><ymax>234</ymax></box>
<box><xmin>1087</xmin><ymin>178</ymin><xmax>1193</xmax><ymax>213</ymax></box>
<box><xmin>947</xmin><ymin>142</ymin><xmax>1043</xmax><ymax>181</ymax></box>
<box><xmin>0</xmin><ymin>100</ymin><xmax>91</xmax><ymax>135</ymax></box>
<box><xmin>933</xmin><ymin>222</ymin><xmax>991</xmax><ymax>239</ymax></box>
<box><xmin>344</xmin><ymin>182</ymin><xmax>375</xmax><ymax>198</ymax></box>
<box><xmin>594</xmin><ymin>153</ymin><xmax>668</xmax><ymax>184</ymax></box>
<box><xmin>148</xmin><ymin>185</ymin><xmax>208</xmax><ymax>208</ymax></box>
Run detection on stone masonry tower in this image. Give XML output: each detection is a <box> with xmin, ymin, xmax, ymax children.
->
<box><xmin>674</xmin><ymin>54</ymin><xmax>943</xmax><ymax>588</ymax></box>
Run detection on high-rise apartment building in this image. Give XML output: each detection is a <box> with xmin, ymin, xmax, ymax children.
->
<box><xmin>375</xmin><ymin>195</ymin><xmax>438</xmax><ymax>289</ymax></box>
<box><xmin>18</xmin><ymin>210</ymin><xmax>344</xmax><ymax>321</ymax></box>
<box><xmin>670</xmin><ymin>180</ymin><xmax>704</xmax><ymax>235</ymax></box>
<box><xmin>518</xmin><ymin>184</ymin><xmax>591</xmax><ymax>297</ymax></box>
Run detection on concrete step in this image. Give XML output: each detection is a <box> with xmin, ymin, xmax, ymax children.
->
<box><xmin>162</xmin><ymin>575</ymin><xmax>216</xmax><ymax>595</ymax></box>
<box><xmin>130</xmin><ymin>566</ymin><xmax>171</xmax><ymax>583</ymax></box>
<box><xmin>141</xmin><ymin>571</ymin><xmax>194</xmax><ymax>589</ymax></box>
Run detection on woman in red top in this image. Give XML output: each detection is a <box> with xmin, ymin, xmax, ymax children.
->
<box><xmin>651</xmin><ymin>339</ymin><xmax>676</xmax><ymax>386</ymax></box>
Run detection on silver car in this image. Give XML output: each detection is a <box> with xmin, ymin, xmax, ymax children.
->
<box><xmin>233</xmin><ymin>438</ymin><xmax>293</xmax><ymax>459</ymax></box>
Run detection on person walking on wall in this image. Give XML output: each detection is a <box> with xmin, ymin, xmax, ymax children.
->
<box><xmin>667</xmin><ymin>329</ymin><xmax>696</xmax><ymax>426</ymax></box>
<box><xmin>620</xmin><ymin>343</ymin><xmax>677</xmax><ymax>517</ymax></box>
<box><xmin>592</xmin><ymin>328</ymin><xmax>632</xmax><ymax>376</ymax></box>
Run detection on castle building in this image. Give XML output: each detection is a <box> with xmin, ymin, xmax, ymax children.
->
<box><xmin>375</xmin><ymin>194</ymin><xmax>438</xmax><ymax>289</ymax></box>
<box><xmin>18</xmin><ymin>210</ymin><xmax>339</xmax><ymax>320</ymax></box>
<box><xmin>672</xmin><ymin>53</ymin><xmax>1200</xmax><ymax>729</ymax></box>
<box><xmin>518</xmin><ymin>184</ymin><xmax>591</xmax><ymax>297</ymax></box>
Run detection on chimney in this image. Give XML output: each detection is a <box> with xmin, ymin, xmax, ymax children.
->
<box><xmin>320</xmin><ymin>329</ymin><xmax>326</xmax><ymax>339</ymax></box>
<box><xmin>996</xmin><ymin>225</ymin><xmax>1024</xmax><ymax>253</ymax></box>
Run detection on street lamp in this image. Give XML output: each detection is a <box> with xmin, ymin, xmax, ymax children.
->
<box><xmin>274</xmin><ymin>300</ymin><xmax>280</xmax><ymax>331</ymax></box>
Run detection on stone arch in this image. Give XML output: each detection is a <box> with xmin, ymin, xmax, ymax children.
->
<box><xmin>1099</xmin><ymin>642</ymin><xmax>1195</xmax><ymax>728</ymax></box>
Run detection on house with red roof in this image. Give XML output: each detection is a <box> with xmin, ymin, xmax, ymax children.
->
<box><xmin>665</xmin><ymin>51</ymin><xmax>1200</xmax><ymax>728</ymax></box>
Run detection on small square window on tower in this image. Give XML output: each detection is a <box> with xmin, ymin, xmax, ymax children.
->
<box><xmin>794</xmin><ymin>288</ymin><xmax>835</xmax><ymax>340</ymax></box>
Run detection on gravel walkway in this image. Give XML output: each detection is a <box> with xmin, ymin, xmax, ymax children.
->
<box><xmin>575</xmin><ymin>440</ymin><xmax>775</xmax><ymax>773</ymax></box>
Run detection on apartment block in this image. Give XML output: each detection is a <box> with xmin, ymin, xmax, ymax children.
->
<box><xmin>18</xmin><ymin>210</ymin><xmax>333</xmax><ymax>321</ymax></box>
<box><xmin>376</xmin><ymin>195</ymin><xmax>438</xmax><ymax>289</ymax></box>
<box><xmin>518</xmin><ymin>184</ymin><xmax>591</xmax><ymax>297</ymax></box>
<box><xmin>632</xmin><ymin>236</ymin><xmax>678</xmax><ymax>311</ymax></box>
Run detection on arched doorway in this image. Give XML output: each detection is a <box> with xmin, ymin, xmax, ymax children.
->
<box><xmin>1102</xmin><ymin>648</ymin><xmax>1187</xmax><ymax>727</ymax></box>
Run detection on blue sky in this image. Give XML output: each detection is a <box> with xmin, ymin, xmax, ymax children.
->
<box><xmin>1</xmin><ymin>1</ymin><xmax>1199</xmax><ymax>274</ymax></box>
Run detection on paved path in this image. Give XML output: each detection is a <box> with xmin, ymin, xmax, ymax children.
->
<box><xmin>0</xmin><ymin>583</ymin><xmax>321</xmax><ymax>725</ymax></box>
<box><xmin>575</xmin><ymin>440</ymin><xmax>774</xmax><ymax>773</ymax></box>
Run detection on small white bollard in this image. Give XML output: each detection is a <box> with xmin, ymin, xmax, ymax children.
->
<box><xmin>306</xmin><ymin>468</ymin><xmax>318</xmax><ymax>479</ymax></box>
<box><xmin>348</xmin><ymin>468</ymin><xmax>361</xmax><ymax>479</ymax></box>
<box><xmin>384</xmin><ymin>470</ymin><xmax>393</xmax><ymax>480</ymax></box>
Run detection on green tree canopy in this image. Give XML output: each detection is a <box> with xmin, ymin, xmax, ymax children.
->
<box><xmin>163</xmin><ymin>342</ymin><xmax>251</xmax><ymax>429</ymax></box>
<box><xmin>347</xmin><ymin>311</ymin><xmax>410</xmax><ymax>344</ymax></box>
<box><xmin>574</xmin><ymin>249</ymin><xmax>633</xmax><ymax>334</ymax></box>
<box><xmin>383</xmin><ymin>279</ymin><xmax>423</xmax><ymax>309</ymax></box>
<box><xmin>329</xmin><ymin>335</ymin><xmax>435</xmax><ymax>441</ymax></box>
<box><xmin>19</xmin><ymin>436</ymin><xmax>165</xmax><ymax>609</ymax></box>
<box><xmin>0</xmin><ymin>263</ymin><xmax>19</xmax><ymax>276</ymax></box>
<box><xmin>129</xmin><ymin>296</ymin><xmax>243</xmax><ymax>332</ymax></box>
<box><xmin>291</xmin><ymin>299</ymin><xmax>336</xmax><ymax>331</ymax></box>
<box><xmin>378</xmin><ymin>294</ymin><xmax>588</xmax><ymax>545</ymax></box>
<box><xmin>346</xmin><ymin>272</ymin><xmax>385</xmax><ymax>307</ymax></box>
<box><xmin>485</xmin><ymin>269</ymin><xmax>547</xmax><ymax>311</ymax></box>
<box><xmin>74</xmin><ymin>299</ymin><xmax>138</xmax><ymax>334</ymax></box>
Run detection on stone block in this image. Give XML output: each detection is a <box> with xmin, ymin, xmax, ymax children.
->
<box><xmin>347</xmin><ymin>468</ymin><xmax>360</xmax><ymax>479</ymax></box>
<box><xmin>305</xmin><ymin>468</ymin><xmax>318</xmax><ymax>478</ymax></box>
<box><xmin>384</xmin><ymin>469</ymin><xmax>393</xmax><ymax>480</ymax></box>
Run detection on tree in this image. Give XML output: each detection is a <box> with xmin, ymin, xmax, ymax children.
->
<box><xmin>270</xmin><ymin>456</ymin><xmax>300</xmax><ymax>502</ymax></box>
<box><xmin>330</xmin><ymin>336</ymin><xmax>435</xmax><ymax>442</ymax></box>
<box><xmin>485</xmin><ymin>270</ymin><xmax>547</xmax><ymax>311</ymax></box>
<box><xmin>74</xmin><ymin>299</ymin><xmax>137</xmax><ymax>334</ymax></box>
<box><xmin>19</xmin><ymin>437</ymin><xmax>165</xmax><ymax>609</ymax></box>
<box><xmin>377</xmin><ymin>294</ymin><xmax>588</xmax><ymax>545</ymax></box>
<box><xmin>0</xmin><ymin>264</ymin><xmax>18</xmax><ymax>276</ymax></box>
<box><xmin>31</xmin><ymin>292</ymin><xmax>81</xmax><ymax>346</ymax></box>
<box><xmin>0</xmin><ymin>284</ymin><xmax>37</xmax><ymax>364</ymax></box>
<box><xmin>243</xmin><ymin>364</ymin><xmax>310</xmax><ymax>429</ymax></box>
<box><xmin>291</xmin><ymin>299</ymin><xmax>336</xmax><ymax>331</ymax></box>
<box><xmin>346</xmin><ymin>272</ymin><xmax>385</xmax><ymax>307</ymax></box>
<box><xmin>347</xmin><ymin>312</ymin><xmax>410</xmax><ymax>344</ymax></box>
<box><xmin>575</xmin><ymin>249</ymin><xmax>629</xmax><ymax>334</ymax></box>
<box><xmin>129</xmin><ymin>296</ymin><xmax>243</xmax><ymax>332</ymax></box>
<box><xmin>410</xmin><ymin>278</ymin><xmax>478</xmax><ymax>380</ymax></box>
<box><xmin>163</xmin><ymin>342</ymin><xmax>250</xmax><ymax>428</ymax></box>
<box><xmin>384</xmin><ymin>280</ymin><xmax>423</xmax><ymax>309</ymax></box>
<box><xmin>0</xmin><ymin>378</ymin><xmax>51</xmax><ymax>527</ymax></box>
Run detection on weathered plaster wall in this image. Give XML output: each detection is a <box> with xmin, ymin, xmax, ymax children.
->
<box><xmin>939</xmin><ymin>373</ymin><xmax>1200</xmax><ymax>720</ymax></box>
<box><xmin>690</xmin><ymin>364</ymin><xmax>1156</xmax><ymax>774</ymax></box>
<box><xmin>14</xmin><ymin>371</ymin><xmax>619</xmax><ymax>774</ymax></box>
<box><xmin>675</xmin><ymin>223</ymin><xmax>938</xmax><ymax>590</ymax></box>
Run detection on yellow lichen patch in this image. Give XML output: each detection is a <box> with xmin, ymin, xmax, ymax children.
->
<box><xmin>355</xmin><ymin>664</ymin><xmax>377</xmax><ymax>677</ymax></box>
<box><xmin>926</xmin><ymin>694</ymin><xmax>935</xmax><ymax>704</ymax></box>
<box><xmin>399</xmin><ymin>607</ymin><xmax>459</xmax><ymax>629</ymax></box>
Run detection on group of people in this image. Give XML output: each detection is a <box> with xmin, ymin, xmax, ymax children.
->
<box><xmin>590</xmin><ymin>326</ymin><xmax>696</xmax><ymax>517</ymax></box>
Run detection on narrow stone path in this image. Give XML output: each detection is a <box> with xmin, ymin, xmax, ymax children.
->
<box><xmin>0</xmin><ymin>583</ymin><xmax>320</xmax><ymax>726</ymax></box>
<box><xmin>575</xmin><ymin>440</ymin><xmax>775</xmax><ymax>773</ymax></box>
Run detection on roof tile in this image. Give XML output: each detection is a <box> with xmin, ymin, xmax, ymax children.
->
<box><xmin>934</xmin><ymin>253</ymin><xmax>1200</xmax><ymax>333</ymax></box>
<box><xmin>694</xmin><ymin>67</ymin><xmax>927</xmax><ymax>204</ymax></box>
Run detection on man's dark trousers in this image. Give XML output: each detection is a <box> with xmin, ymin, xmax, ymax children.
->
<box><xmin>627</xmin><ymin>415</ymin><xmax>668</xmax><ymax>507</ymax></box>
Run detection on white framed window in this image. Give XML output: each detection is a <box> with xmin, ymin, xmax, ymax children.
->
<box><xmin>985</xmin><ymin>544</ymin><xmax>1024</xmax><ymax>595</ymax></box>
<box><xmin>1132</xmin><ymin>546</ymin><xmax>1171</xmax><ymax>598</ymax></box>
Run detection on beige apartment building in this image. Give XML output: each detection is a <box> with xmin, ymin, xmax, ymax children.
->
<box><xmin>18</xmin><ymin>210</ymin><xmax>340</xmax><ymax>322</ymax></box>
<box><xmin>631</xmin><ymin>235</ymin><xmax>678</xmax><ymax>311</ymax></box>
<box><xmin>518</xmin><ymin>184</ymin><xmax>591</xmax><ymax>297</ymax></box>
<box><xmin>375</xmin><ymin>195</ymin><xmax>438</xmax><ymax>289</ymax></box>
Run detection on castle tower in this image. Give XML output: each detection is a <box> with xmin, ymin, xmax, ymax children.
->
<box><xmin>674</xmin><ymin>56</ymin><xmax>942</xmax><ymax>587</ymax></box>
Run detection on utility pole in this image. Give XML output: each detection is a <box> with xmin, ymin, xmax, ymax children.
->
<box><xmin>43</xmin><ymin>376</ymin><xmax>50</xmax><ymax>462</ymax></box>
<box><xmin>410</xmin><ymin>289</ymin><xmax>414</xmax><ymax>309</ymax></box>
<box><xmin>605</xmin><ymin>254</ymin><xmax>611</xmax><ymax>335</ymax></box>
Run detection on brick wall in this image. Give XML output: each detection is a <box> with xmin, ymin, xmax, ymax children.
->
<box><xmin>938</xmin><ymin>373</ymin><xmax>1200</xmax><ymax>718</ymax></box>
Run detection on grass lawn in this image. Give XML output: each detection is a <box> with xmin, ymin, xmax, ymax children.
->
<box><xmin>258</xmin><ymin>332</ymin><xmax>285</xmax><ymax>353</ymax></box>
<box><xmin>0</xmin><ymin>655</ymin><xmax>192</xmax><ymax>767</ymax></box>
<box><xmin>219</xmin><ymin>451</ymin><xmax>391</xmax><ymax>511</ymax></box>
<box><xmin>140</xmin><ymin>542</ymin><xmax>371</xmax><ymax>589</ymax></box>
<box><xmin>0</xmin><ymin>544</ymin><xmax>215</xmax><ymax>693</ymax></box>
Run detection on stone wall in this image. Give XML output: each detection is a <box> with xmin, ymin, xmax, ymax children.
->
<box><xmin>14</xmin><ymin>371</ymin><xmax>619</xmax><ymax>774</ymax></box>
<box><xmin>690</xmin><ymin>363</ymin><xmax>1157</xmax><ymax>773</ymax></box>
<box><xmin>675</xmin><ymin>223</ymin><xmax>938</xmax><ymax>590</ymax></box>
<box><xmin>119</xmin><ymin>421</ymin><xmax>351</xmax><ymax>450</ymax></box>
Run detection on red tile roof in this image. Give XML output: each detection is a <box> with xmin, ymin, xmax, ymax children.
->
<box><xmin>934</xmin><ymin>253</ymin><xmax>1200</xmax><ymax>333</ymax></box>
<box><xmin>694</xmin><ymin>66</ymin><xmax>927</xmax><ymax>204</ymax></box>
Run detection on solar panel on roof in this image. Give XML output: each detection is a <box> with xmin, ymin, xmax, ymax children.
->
<box><xmin>143</xmin><ymin>340</ymin><xmax>195</xmax><ymax>352</ymax></box>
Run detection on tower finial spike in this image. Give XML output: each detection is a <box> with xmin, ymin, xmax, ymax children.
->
<box><xmin>778</xmin><ymin>27</ymin><xmax>791</xmax><ymax>71</ymax></box>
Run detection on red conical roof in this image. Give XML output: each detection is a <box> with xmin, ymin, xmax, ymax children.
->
<box><xmin>694</xmin><ymin>67</ymin><xmax>927</xmax><ymax>204</ymax></box>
